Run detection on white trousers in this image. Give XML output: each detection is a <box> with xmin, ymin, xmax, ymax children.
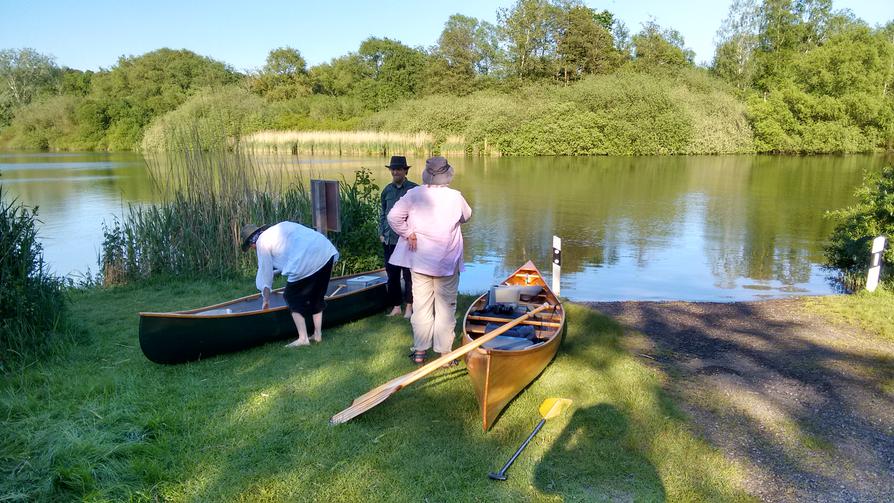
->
<box><xmin>410</xmin><ymin>271</ymin><xmax>460</xmax><ymax>353</ymax></box>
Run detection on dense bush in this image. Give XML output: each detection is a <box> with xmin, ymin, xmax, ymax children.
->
<box><xmin>825</xmin><ymin>166</ymin><xmax>894</xmax><ymax>287</ymax></box>
<box><xmin>366</xmin><ymin>68</ymin><xmax>753</xmax><ymax>155</ymax></box>
<box><xmin>141</xmin><ymin>86</ymin><xmax>270</xmax><ymax>151</ymax></box>
<box><xmin>0</xmin><ymin>188</ymin><xmax>67</xmax><ymax>368</ymax></box>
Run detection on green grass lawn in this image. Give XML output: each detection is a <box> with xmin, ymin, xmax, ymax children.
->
<box><xmin>805</xmin><ymin>286</ymin><xmax>894</xmax><ymax>343</ymax></box>
<box><xmin>1</xmin><ymin>280</ymin><xmax>753</xmax><ymax>502</ymax></box>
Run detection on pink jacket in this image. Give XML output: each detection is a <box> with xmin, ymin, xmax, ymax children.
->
<box><xmin>386</xmin><ymin>185</ymin><xmax>472</xmax><ymax>277</ymax></box>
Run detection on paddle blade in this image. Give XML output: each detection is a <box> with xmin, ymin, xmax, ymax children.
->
<box><xmin>330</xmin><ymin>386</ymin><xmax>398</xmax><ymax>425</ymax></box>
<box><xmin>538</xmin><ymin>398</ymin><xmax>572</xmax><ymax>420</ymax></box>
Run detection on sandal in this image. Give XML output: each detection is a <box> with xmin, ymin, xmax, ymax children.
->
<box><xmin>441</xmin><ymin>359</ymin><xmax>460</xmax><ymax>369</ymax></box>
<box><xmin>408</xmin><ymin>350</ymin><xmax>426</xmax><ymax>365</ymax></box>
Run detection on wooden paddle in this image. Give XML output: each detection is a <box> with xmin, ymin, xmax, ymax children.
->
<box><xmin>325</xmin><ymin>284</ymin><xmax>347</xmax><ymax>299</ymax></box>
<box><xmin>488</xmin><ymin>397</ymin><xmax>573</xmax><ymax>481</ymax></box>
<box><xmin>330</xmin><ymin>302</ymin><xmax>553</xmax><ymax>425</ymax></box>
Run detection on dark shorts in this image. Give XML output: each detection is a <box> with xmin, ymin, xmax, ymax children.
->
<box><xmin>283</xmin><ymin>256</ymin><xmax>335</xmax><ymax>317</ymax></box>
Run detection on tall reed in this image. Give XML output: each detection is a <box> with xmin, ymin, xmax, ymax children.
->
<box><xmin>240</xmin><ymin>130</ymin><xmax>468</xmax><ymax>157</ymax></box>
<box><xmin>101</xmin><ymin>131</ymin><xmax>382</xmax><ymax>285</ymax></box>
<box><xmin>0</xmin><ymin>188</ymin><xmax>67</xmax><ymax>368</ymax></box>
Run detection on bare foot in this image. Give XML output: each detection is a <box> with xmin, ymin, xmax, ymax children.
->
<box><xmin>285</xmin><ymin>338</ymin><xmax>310</xmax><ymax>348</ymax></box>
<box><xmin>403</xmin><ymin>304</ymin><xmax>413</xmax><ymax>319</ymax></box>
<box><xmin>386</xmin><ymin>306</ymin><xmax>402</xmax><ymax>317</ymax></box>
<box><xmin>311</xmin><ymin>333</ymin><xmax>322</xmax><ymax>343</ymax></box>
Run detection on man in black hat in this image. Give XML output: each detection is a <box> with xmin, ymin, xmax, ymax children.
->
<box><xmin>380</xmin><ymin>155</ymin><xmax>418</xmax><ymax>318</ymax></box>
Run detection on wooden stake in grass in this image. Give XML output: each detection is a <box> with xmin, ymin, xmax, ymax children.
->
<box><xmin>330</xmin><ymin>303</ymin><xmax>553</xmax><ymax>425</ymax></box>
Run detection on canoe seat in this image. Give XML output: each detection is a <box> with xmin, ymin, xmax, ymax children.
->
<box><xmin>485</xmin><ymin>322</ymin><xmax>536</xmax><ymax>341</ymax></box>
<box><xmin>482</xmin><ymin>336</ymin><xmax>535</xmax><ymax>351</ymax></box>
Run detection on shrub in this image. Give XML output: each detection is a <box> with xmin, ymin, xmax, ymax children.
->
<box><xmin>141</xmin><ymin>86</ymin><xmax>270</xmax><ymax>151</ymax></box>
<box><xmin>0</xmin><ymin>188</ymin><xmax>67</xmax><ymax>368</ymax></box>
<box><xmin>825</xmin><ymin>166</ymin><xmax>894</xmax><ymax>288</ymax></box>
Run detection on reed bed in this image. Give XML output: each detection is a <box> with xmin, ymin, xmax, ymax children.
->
<box><xmin>239</xmin><ymin>130</ymin><xmax>468</xmax><ymax>157</ymax></box>
<box><xmin>101</xmin><ymin>132</ymin><xmax>382</xmax><ymax>285</ymax></box>
<box><xmin>0</xmin><ymin>188</ymin><xmax>68</xmax><ymax>368</ymax></box>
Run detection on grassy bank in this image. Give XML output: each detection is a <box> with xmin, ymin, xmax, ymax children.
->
<box><xmin>1</xmin><ymin>280</ymin><xmax>752</xmax><ymax>501</ymax></box>
<box><xmin>805</xmin><ymin>287</ymin><xmax>894</xmax><ymax>343</ymax></box>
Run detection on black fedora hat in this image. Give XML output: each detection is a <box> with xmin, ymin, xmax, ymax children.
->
<box><xmin>385</xmin><ymin>156</ymin><xmax>411</xmax><ymax>169</ymax></box>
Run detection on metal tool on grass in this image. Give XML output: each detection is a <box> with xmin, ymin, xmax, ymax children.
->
<box><xmin>330</xmin><ymin>303</ymin><xmax>553</xmax><ymax>425</ymax></box>
<box><xmin>488</xmin><ymin>397</ymin><xmax>573</xmax><ymax>481</ymax></box>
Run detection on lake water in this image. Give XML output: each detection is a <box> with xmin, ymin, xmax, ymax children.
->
<box><xmin>1</xmin><ymin>151</ymin><xmax>887</xmax><ymax>301</ymax></box>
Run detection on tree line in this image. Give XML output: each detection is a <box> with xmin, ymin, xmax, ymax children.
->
<box><xmin>0</xmin><ymin>0</ymin><xmax>892</xmax><ymax>154</ymax></box>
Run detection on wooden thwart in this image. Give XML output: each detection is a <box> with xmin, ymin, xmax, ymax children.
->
<box><xmin>466</xmin><ymin>315</ymin><xmax>562</xmax><ymax>328</ymax></box>
<box><xmin>329</xmin><ymin>302</ymin><xmax>553</xmax><ymax>425</ymax></box>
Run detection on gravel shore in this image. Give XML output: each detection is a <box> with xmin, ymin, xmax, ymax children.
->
<box><xmin>586</xmin><ymin>298</ymin><xmax>894</xmax><ymax>503</ymax></box>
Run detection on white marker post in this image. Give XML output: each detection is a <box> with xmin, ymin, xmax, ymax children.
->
<box><xmin>552</xmin><ymin>235</ymin><xmax>561</xmax><ymax>297</ymax></box>
<box><xmin>866</xmin><ymin>235</ymin><xmax>887</xmax><ymax>292</ymax></box>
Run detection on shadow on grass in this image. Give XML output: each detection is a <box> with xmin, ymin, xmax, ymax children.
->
<box><xmin>3</xmin><ymin>285</ymin><xmax>754</xmax><ymax>501</ymax></box>
<box><xmin>590</xmin><ymin>300</ymin><xmax>894</xmax><ymax>502</ymax></box>
<box><xmin>534</xmin><ymin>403</ymin><xmax>665</xmax><ymax>500</ymax></box>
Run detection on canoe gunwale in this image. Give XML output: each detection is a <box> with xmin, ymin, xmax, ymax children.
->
<box><xmin>138</xmin><ymin>268</ymin><xmax>387</xmax><ymax>319</ymax></box>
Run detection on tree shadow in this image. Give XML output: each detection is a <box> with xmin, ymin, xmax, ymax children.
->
<box><xmin>590</xmin><ymin>300</ymin><xmax>894</xmax><ymax>502</ymax></box>
<box><xmin>533</xmin><ymin>403</ymin><xmax>666</xmax><ymax>501</ymax></box>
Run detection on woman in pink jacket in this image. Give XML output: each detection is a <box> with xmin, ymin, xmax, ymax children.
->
<box><xmin>387</xmin><ymin>156</ymin><xmax>472</xmax><ymax>365</ymax></box>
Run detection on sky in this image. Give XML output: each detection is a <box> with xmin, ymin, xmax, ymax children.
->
<box><xmin>1</xmin><ymin>0</ymin><xmax>892</xmax><ymax>72</ymax></box>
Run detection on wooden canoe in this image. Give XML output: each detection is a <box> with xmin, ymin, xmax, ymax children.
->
<box><xmin>461</xmin><ymin>261</ymin><xmax>565</xmax><ymax>431</ymax></box>
<box><xmin>139</xmin><ymin>269</ymin><xmax>388</xmax><ymax>364</ymax></box>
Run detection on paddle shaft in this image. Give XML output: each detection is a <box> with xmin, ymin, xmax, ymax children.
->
<box><xmin>330</xmin><ymin>303</ymin><xmax>553</xmax><ymax>424</ymax></box>
<box><xmin>489</xmin><ymin>419</ymin><xmax>546</xmax><ymax>481</ymax></box>
<box><xmin>393</xmin><ymin>302</ymin><xmax>552</xmax><ymax>389</ymax></box>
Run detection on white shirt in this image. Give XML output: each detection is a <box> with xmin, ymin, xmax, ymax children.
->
<box><xmin>255</xmin><ymin>222</ymin><xmax>339</xmax><ymax>292</ymax></box>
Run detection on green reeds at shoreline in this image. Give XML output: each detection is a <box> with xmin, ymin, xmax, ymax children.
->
<box><xmin>101</xmin><ymin>145</ymin><xmax>382</xmax><ymax>286</ymax></box>
<box><xmin>0</xmin><ymin>188</ymin><xmax>68</xmax><ymax>368</ymax></box>
<box><xmin>239</xmin><ymin>130</ymin><xmax>470</xmax><ymax>157</ymax></box>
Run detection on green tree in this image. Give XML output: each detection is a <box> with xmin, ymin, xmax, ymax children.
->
<box><xmin>556</xmin><ymin>6</ymin><xmax>620</xmax><ymax>82</ymax></box>
<box><xmin>89</xmin><ymin>48</ymin><xmax>238</xmax><ymax>149</ymax></box>
<box><xmin>712</xmin><ymin>0</ymin><xmax>761</xmax><ymax>89</ymax></box>
<box><xmin>310</xmin><ymin>55</ymin><xmax>365</xmax><ymax>96</ymax></box>
<box><xmin>0</xmin><ymin>48</ymin><xmax>61</xmax><ymax>127</ymax></box>
<box><xmin>497</xmin><ymin>0</ymin><xmax>562</xmax><ymax>80</ymax></box>
<box><xmin>60</xmin><ymin>68</ymin><xmax>93</xmax><ymax>96</ymax></box>
<box><xmin>754</xmin><ymin>0</ymin><xmax>835</xmax><ymax>88</ymax></box>
<box><xmin>353</xmin><ymin>38</ymin><xmax>427</xmax><ymax>110</ymax></box>
<box><xmin>632</xmin><ymin>21</ymin><xmax>695</xmax><ymax>68</ymax></box>
<box><xmin>251</xmin><ymin>47</ymin><xmax>312</xmax><ymax>101</ymax></box>
<box><xmin>427</xmin><ymin>14</ymin><xmax>502</xmax><ymax>94</ymax></box>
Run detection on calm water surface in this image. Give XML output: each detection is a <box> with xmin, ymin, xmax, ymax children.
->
<box><xmin>1</xmin><ymin>152</ymin><xmax>886</xmax><ymax>301</ymax></box>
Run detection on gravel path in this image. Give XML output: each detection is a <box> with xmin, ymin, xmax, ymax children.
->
<box><xmin>586</xmin><ymin>299</ymin><xmax>894</xmax><ymax>503</ymax></box>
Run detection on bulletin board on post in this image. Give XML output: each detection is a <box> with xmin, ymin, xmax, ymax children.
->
<box><xmin>311</xmin><ymin>179</ymin><xmax>341</xmax><ymax>233</ymax></box>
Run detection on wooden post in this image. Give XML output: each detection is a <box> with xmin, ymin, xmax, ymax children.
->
<box><xmin>552</xmin><ymin>235</ymin><xmax>561</xmax><ymax>297</ymax></box>
<box><xmin>866</xmin><ymin>235</ymin><xmax>887</xmax><ymax>292</ymax></box>
<box><xmin>311</xmin><ymin>179</ymin><xmax>341</xmax><ymax>234</ymax></box>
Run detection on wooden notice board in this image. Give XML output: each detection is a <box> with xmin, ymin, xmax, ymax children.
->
<box><xmin>311</xmin><ymin>179</ymin><xmax>341</xmax><ymax>233</ymax></box>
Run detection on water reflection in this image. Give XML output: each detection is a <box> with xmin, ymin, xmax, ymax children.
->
<box><xmin>0</xmin><ymin>151</ymin><xmax>884</xmax><ymax>301</ymax></box>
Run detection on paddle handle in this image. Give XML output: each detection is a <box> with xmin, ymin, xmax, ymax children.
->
<box><xmin>400</xmin><ymin>302</ymin><xmax>552</xmax><ymax>389</ymax></box>
<box><xmin>489</xmin><ymin>418</ymin><xmax>546</xmax><ymax>481</ymax></box>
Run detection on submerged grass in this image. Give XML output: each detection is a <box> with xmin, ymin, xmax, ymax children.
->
<box><xmin>1</xmin><ymin>280</ymin><xmax>753</xmax><ymax>501</ymax></box>
<box><xmin>240</xmin><ymin>130</ymin><xmax>468</xmax><ymax>157</ymax></box>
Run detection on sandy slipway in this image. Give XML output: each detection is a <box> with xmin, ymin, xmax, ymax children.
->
<box><xmin>586</xmin><ymin>298</ymin><xmax>894</xmax><ymax>503</ymax></box>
